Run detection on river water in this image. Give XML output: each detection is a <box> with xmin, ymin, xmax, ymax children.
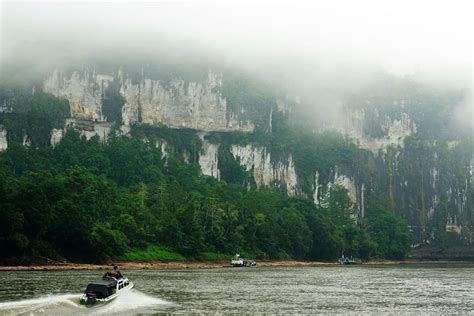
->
<box><xmin>0</xmin><ymin>264</ymin><xmax>473</xmax><ymax>314</ymax></box>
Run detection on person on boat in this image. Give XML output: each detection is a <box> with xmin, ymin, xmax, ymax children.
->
<box><xmin>103</xmin><ymin>265</ymin><xmax>123</xmax><ymax>279</ymax></box>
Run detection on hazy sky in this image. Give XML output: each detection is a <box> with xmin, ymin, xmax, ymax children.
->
<box><xmin>2</xmin><ymin>0</ymin><xmax>472</xmax><ymax>76</ymax></box>
<box><xmin>1</xmin><ymin>0</ymin><xmax>472</xmax><ymax>130</ymax></box>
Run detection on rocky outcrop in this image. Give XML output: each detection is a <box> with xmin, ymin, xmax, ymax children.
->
<box><xmin>22</xmin><ymin>135</ymin><xmax>31</xmax><ymax>147</ymax></box>
<box><xmin>346</xmin><ymin>109</ymin><xmax>415</xmax><ymax>154</ymax></box>
<box><xmin>230</xmin><ymin>144</ymin><xmax>298</xmax><ymax>196</ymax></box>
<box><xmin>120</xmin><ymin>70</ymin><xmax>254</xmax><ymax>132</ymax></box>
<box><xmin>36</xmin><ymin>68</ymin><xmax>474</xmax><ymax>249</ymax></box>
<box><xmin>66</xmin><ymin>119</ymin><xmax>112</xmax><ymax>142</ymax></box>
<box><xmin>313</xmin><ymin>168</ymin><xmax>365</xmax><ymax>219</ymax></box>
<box><xmin>199</xmin><ymin>139</ymin><xmax>220</xmax><ymax>179</ymax></box>
<box><xmin>368</xmin><ymin>143</ymin><xmax>473</xmax><ymax>245</ymax></box>
<box><xmin>50</xmin><ymin>128</ymin><xmax>64</xmax><ymax>147</ymax></box>
<box><xmin>0</xmin><ymin>126</ymin><xmax>7</xmax><ymax>151</ymax></box>
<box><xmin>44</xmin><ymin>69</ymin><xmax>112</xmax><ymax>121</ymax></box>
<box><xmin>45</xmin><ymin>69</ymin><xmax>255</xmax><ymax>132</ymax></box>
<box><xmin>49</xmin><ymin>119</ymin><xmax>112</xmax><ymax>145</ymax></box>
<box><xmin>155</xmin><ymin>139</ymin><xmax>169</xmax><ymax>160</ymax></box>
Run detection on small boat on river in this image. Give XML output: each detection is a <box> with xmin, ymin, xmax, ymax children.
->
<box><xmin>231</xmin><ymin>254</ymin><xmax>256</xmax><ymax>267</ymax></box>
<box><xmin>80</xmin><ymin>266</ymin><xmax>133</xmax><ymax>306</ymax></box>
<box><xmin>338</xmin><ymin>254</ymin><xmax>362</xmax><ymax>265</ymax></box>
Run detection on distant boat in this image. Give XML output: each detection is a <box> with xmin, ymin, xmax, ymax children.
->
<box><xmin>338</xmin><ymin>254</ymin><xmax>362</xmax><ymax>265</ymax></box>
<box><xmin>231</xmin><ymin>254</ymin><xmax>256</xmax><ymax>267</ymax></box>
<box><xmin>80</xmin><ymin>266</ymin><xmax>133</xmax><ymax>306</ymax></box>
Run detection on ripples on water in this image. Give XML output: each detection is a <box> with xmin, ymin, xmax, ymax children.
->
<box><xmin>0</xmin><ymin>264</ymin><xmax>473</xmax><ymax>314</ymax></box>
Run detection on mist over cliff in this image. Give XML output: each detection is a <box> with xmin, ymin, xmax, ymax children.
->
<box><xmin>2</xmin><ymin>1</ymin><xmax>472</xmax><ymax>130</ymax></box>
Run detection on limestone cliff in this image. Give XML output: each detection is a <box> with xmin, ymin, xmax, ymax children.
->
<box><xmin>43</xmin><ymin>69</ymin><xmax>112</xmax><ymax>121</ymax></box>
<box><xmin>230</xmin><ymin>144</ymin><xmax>298</xmax><ymax>196</ymax></box>
<box><xmin>6</xmin><ymin>67</ymin><xmax>470</xmax><ymax>250</ymax></box>
<box><xmin>345</xmin><ymin>109</ymin><xmax>415</xmax><ymax>154</ymax></box>
<box><xmin>313</xmin><ymin>168</ymin><xmax>365</xmax><ymax>218</ymax></box>
<box><xmin>44</xmin><ymin>69</ymin><xmax>255</xmax><ymax>132</ymax></box>
<box><xmin>120</xmin><ymin>70</ymin><xmax>254</xmax><ymax>132</ymax></box>
<box><xmin>49</xmin><ymin>119</ymin><xmax>112</xmax><ymax>146</ymax></box>
<box><xmin>196</xmin><ymin>102</ymin><xmax>471</xmax><ymax>247</ymax></box>
<box><xmin>199</xmin><ymin>137</ymin><xmax>220</xmax><ymax>179</ymax></box>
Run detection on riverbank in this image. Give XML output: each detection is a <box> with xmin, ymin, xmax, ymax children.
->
<box><xmin>0</xmin><ymin>260</ymin><xmax>331</xmax><ymax>271</ymax></box>
<box><xmin>1</xmin><ymin>259</ymin><xmax>470</xmax><ymax>271</ymax></box>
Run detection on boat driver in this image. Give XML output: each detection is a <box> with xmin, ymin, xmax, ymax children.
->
<box><xmin>103</xmin><ymin>265</ymin><xmax>123</xmax><ymax>278</ymax></box>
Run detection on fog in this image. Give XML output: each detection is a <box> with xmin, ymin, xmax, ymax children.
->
<box><xmin>1</xmin><ymin>0</ymin><xmax>472</xmax><ymax>130</ymax></box>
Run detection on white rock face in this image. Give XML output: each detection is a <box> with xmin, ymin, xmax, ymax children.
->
<box><xmin>22</xmin><ymin>135</ymin><xmax>31</xmax><ymax>147</ymax></box>
<box><xmin>50</xmin><ymin>128</ymin><xmax>64</xmax><ymax>147</ymax></box>
<box><xmin>276</xmin><ymin>156</ymin><xmax>298</xmax><ymax>196</ymax></box>
<box><xmin>87</xmin><ymin>123</ymin><xmax>111</xmax><ymax>142</ymax></box>
<box><xmin>0</xmin><ymin>126</ymin><xmax>7</xmax><ymax>151</ymax></box>
<box><xmin>48</xmin><ymin>120</ymin><xmax>112</xmax><ymax>147</ymax></box>
<box><xmin>314</xmin><ymin>168</ymin><xmax>363</xmax><ymax>218</ymax></box>
<box><xmin>231</xmin><ymin>144</ymin><xmax>271</xmax><ymax>186</ymax></box>
<box><xmin>44</xmin><ymin>69</ymin><xmax>112</xmax><ymax>121</ymax></box>
<box><xmin>446</xmin><ymin>216</ymin><xmax>462</xmax><ymax>234</ymax></box>
<box><xmin>313</xmin><ymin>171</ymin><xmax>321</xmax><ymax>205</ymax></box>
<box><xmin>45</xmin><ymin>69</ymin><xmax>255</xmax><ymax>133</ymax></box>
<box><xmin>0</xmin><ymin>101</ymin><xmax>12</xmax><ymax>113</ymax></box>
<box><xmin>346</xmin><ymin>109</ymin><xmax>414</xmax><ymax>154</ymax></box>
<box><xmin>120</xmin><ymin>71</ymin><xmax>254</xmax><ymax>132</ymax></box>
<box><xmin>230</xmin><ymin>144</ymin><xmax>298</xmax><ymax>196</ymax></box>
<box><xmin>334</xmin><ymin>172</ymin><xmax>357</xmax><ymax>205</ymax></box>
<box><xmin>199</xmin><ymin>140</ymin><xmax>220</xmax><ymax>179</ymax></box>
<box><xmin>155</xmin><ymin>139</ymin><xmax>169</xmax><ymax>160</ymax></box>
<box><xmin>64</xmin><ymin>119</ymin><xmax>112</xmax><ymax>142</ymax></box>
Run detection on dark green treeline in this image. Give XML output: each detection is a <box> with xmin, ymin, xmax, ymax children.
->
<box><xmin>0</xmin><ymin>126</ymin><xmax>410</xmax><ymax>263</ymax></box>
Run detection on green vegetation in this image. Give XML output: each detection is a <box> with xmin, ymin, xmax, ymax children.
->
<box><xmin>0</xmin><ymin>90</ymin><xmax>70</xmax><ymax>146</ymax></box>
<box><xmin>0</xmin><ymin>127</ymin><xmax>411</xmax><ymax>263</ymax></box>
<box><xmin>217</xmin><ymin>143</ymin><xmax>254</xmax><ymax>186</ymax></box>
<box><xmin>221</xmin><ymin>71</ymin><xmax>278</xmax><ymax>129</ymax></box>
<box><xmin>365</xmin><ymin>197</ymin><xmax>411</xmax><ymax>259</ymax></box>
<box><xmin>131</xmin><ymin>124</ymin><xmax>202</xmax><ymax>164</ymax></box>
<box><xmin>208</xmin><ymin>112</ymin><xmax>357</xmax><ymax>195</ymax></box>
<box><xmin>2</xmin><ymin>73</ymin><xmax>438</xmax><ymax>264</ymax></box>
<box><xmin>102</xmin><ymin>80</ymin><xmax>125</xmax><ymax>123</ymax></box>
<box><xmin>120</xmin><ymin>245</ymin><xmax>185</xmax><ymax>262</ymax></box>
<box><xmin>199</xmin><ymin>252</ymin><xmax>231</xmax><ymax>261</ymax></box>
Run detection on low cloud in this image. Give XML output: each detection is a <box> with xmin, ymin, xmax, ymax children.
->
<box><xmin>1</xmin><ymin>0</ymin><xmax>472</xmax><ymax>130</ymax></box>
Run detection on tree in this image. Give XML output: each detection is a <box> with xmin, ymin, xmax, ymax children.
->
<box><xmin>366</xmin><ymin>196</ymin><xmax>411</xmax><ymax>259</ymax></box>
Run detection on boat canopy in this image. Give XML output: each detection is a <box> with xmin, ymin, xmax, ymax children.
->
<box><xmin>85</xmin><ymin>279</ymin><xmax>117</xmax><ymax>298</ymax></box>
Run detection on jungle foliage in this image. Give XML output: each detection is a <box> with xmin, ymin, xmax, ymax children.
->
<box><xmin>0</xmin><ymin>128</ymin><xmax>411</xmax><ymax>263</ymax></box>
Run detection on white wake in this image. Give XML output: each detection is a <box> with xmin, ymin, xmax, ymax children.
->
<box><xmin>0</xmin><ymin>289</ymin><xmax>170</xmax><ymax>315</ymax></box>
<box><xmin>0</xmin><ymin>293</ymin><xmax>80</xmax><ymax>315</ymax></box>
<box><xmin>95</xmin><ymin>288</ymin><xmax>170</xmax><ymax>314</ymax></box>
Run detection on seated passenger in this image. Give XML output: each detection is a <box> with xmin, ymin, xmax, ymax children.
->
<box><xmin>103</xmin><ymin>265</ymin><xmax>123</xmax><ymax>279</ymax></box>
<box><xmin>113</xmin><ymin>265</ymin><xmax>123</xmax><ymax>278</ymax></box>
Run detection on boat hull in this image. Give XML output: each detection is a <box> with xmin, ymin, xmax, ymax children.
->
<box><xmin>80</xmin><ymin>282</ymin><xmax>134</xmax><ymax>306</ymax></box>
<box><xmin>231</xmin><ymin>260</ymin><xmax>256</xmax><ymax>267</ymax></box>
<box><xmin>338</xmin><ymin>258</ymin><xmax>362</xmax><ymax>265</ymax></box>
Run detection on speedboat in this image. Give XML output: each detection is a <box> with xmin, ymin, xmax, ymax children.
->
<box><xmin>80</xmin><ymin>269</ymin><xmax>133</xmax><ymax>306</ymax></box>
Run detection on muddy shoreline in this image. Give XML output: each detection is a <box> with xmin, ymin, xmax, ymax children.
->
<box><xmin>1</xmin><ymin>259</ymin><xmax>471</xmax><ymax>271</ymax></box>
